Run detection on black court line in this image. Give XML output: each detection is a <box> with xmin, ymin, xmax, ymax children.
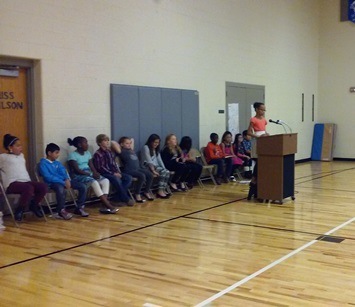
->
<box><xmin>295</xmin><ymin>165</ymin><xmax>355</xmax><ymax>181</ymax></box>
<box><xmin>295</xmin><ymin>170</ymin><xmax>342</xmax><ymax>180</ymax></box>
<box><xmin>183</xmin><ymin>216</ymin><xmax>355</xmax><ymax>241</ymax></box>
<box><xmin>0</xmin><ymin>197</ymin><xmax>246</xmax><ymax>270</ymax></box>
<box><xmin>299</xmin><ymin>186</ymin><xmax>355</xmax><ymax>194</ymax></box>
<box><xmin>296</xmin><ymin>167</ymin><xmax>355</xmax><ymax>185</ymax></box>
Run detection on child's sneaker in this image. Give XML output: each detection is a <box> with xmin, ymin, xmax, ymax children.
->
<box><xmin>229</xmin><ymin>176</ymin><xmax>237</xmax><ymax>182</ymax></box>
<box><xmin>74</xmin><ymin>208</ymin><xmax>89</xmax><ymax>217</ymax></box>
<box><xmin>58</xmin><ymin>209</ymin><xmax>73</xmax><ymax>220</ymax></box>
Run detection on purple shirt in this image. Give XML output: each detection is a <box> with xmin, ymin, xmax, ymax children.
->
<box><xmin>93</xmin><ymin>148</ymin><xmax>120</xmax><ymax>175</ymax></box>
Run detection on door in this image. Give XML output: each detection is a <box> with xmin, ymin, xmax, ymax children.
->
<box><xmin>226</xmin><ymin>83</ymin><xmax>265</xmax><ymax>136</ymax></box>
<box><xmin>0</xmin><ymin>68</ymin><xmax>30</xmax><ymax>160</ymax></box>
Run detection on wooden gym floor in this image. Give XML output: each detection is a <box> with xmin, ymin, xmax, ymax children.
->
<box><xmin>0</xmin><ymin>161</ymin><xmax>354</xmax><ymax>306</ymax></box>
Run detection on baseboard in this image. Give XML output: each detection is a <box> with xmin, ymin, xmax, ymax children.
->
<box><xmin>295</xmin><ymin>157</ymin><xmax>355</xmax><ymax>163</ymax></box>
<box><xmin>295</xmin><ymin>158</ymin><xmax>311</xmax><ymax>164</ymax></box>
<box><xmin>333</xmin><ymin>157</ymin><xmax>355</xmax><ymax>161</ymax></box>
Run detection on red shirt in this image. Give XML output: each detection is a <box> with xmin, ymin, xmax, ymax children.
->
<box><xmin>205</xmin><ymin>142</ymin><xmax>224</xmax><ymax>163</ymax></box>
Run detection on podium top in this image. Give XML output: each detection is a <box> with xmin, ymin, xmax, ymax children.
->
<box><xmin>256</xmin><ymin>133</ymin><xmax>297</xmax><ymax>156</ymax></box>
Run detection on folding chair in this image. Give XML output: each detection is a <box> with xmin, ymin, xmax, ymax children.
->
<box><xmin>0</xmin><ymin>175</ymin><xmax>19</xmax><ymax>227</ymax></box>
<box><xmin>197</xmin><ymin>147</ymin><xmax>217</xmax><ymax>186</ymax></box>
<box><xmin>233</xmin><ymin>165</ymin><xmax>244</xmax><ymax>181</ymax></box>
<box><xmin>34</xmin><ymin>164</ymin><xmax>78</xmax><ymax>217</ymax></box>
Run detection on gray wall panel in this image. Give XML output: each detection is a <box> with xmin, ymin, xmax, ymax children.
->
<box><xmin>161</xmin><ymin>89</ymin><xmax>182</xmax><ymax>142</ymax></box>
<box><xmin>182</xmin><ymin>90</ymin><xmax>199</xmax><ymax>148</ymax></box>
<box><xmin>139</xmin><ymin>87</ymin><xmax>162</xmax><ymax>147</ymax></box>
<box><xmin>111</xmin><ymin>84</ymin><xmax>199</xmax><ymax>151</ymax></box>
<box><xmin>110</xmin><ymin>84</ymin><xmax>139</xmax><ymax>143</ymax></box>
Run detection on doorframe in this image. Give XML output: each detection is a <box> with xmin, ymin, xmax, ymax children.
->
<box><xmin>0</xmin><ymin>56</ymin><xmax>42</xmax><ymax>175</ymax></box>
<box><xmin>225</xmin><ymin>81</ymin><xmax>265</xmax><ymax>131</ymax></box>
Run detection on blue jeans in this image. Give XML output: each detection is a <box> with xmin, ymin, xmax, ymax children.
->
<box><xmin>102</xmin><ymin>173</ymin><xmax>132</xmax><ymax>202</ymax></box>
<box><xmin>209</xmin><ymin>158</ymin><xmax>232</xmax><ymax>178</ymax></box>
<box><xmin>51</xmin><ymin>181</ymin><xmax>87</xmax><ymax>212</ymax></box>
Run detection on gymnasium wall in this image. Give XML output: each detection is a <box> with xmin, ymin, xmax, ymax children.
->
<box><xmin>0</xmin><ymin>0</ymin><xmax>320</xmax><ymax>160</ymax></box>
<box><xmin>318</xmin><ymin>0</ymin><xmax>355</xmax><ymax>158</ymax></box>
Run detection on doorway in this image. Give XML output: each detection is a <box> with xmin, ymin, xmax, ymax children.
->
<box><xmin>0</xmin><ymin>67</ymin><xmax>30</xmax><ymax>159</ymax></box>
<box><xmin>0</xmin><ymin>58</ymin><xmax>39</xmax><ymax>172</ymax></box>
<box><xmin>226</xmin><ymin>82</ymin><xmax>265</xmax><ymax>136</ymax></box>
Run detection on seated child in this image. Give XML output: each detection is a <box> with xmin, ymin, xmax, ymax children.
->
<box><xmin>242</xmin><ymin>130</ymin><xmax>252</xmax><ymax>157</ymax></box>
<box><xmin>93</xmin><ymin>134</ymin><xmax>135</xmax><ymax>206</ymax></box>
<box><xmin>113</xmin><ymin>137</ymin><xmax>154</xmax><ymax>202</ymax></box>
<box><xmin>179</xmin><ymin>136</ymin><xmax>203</xmax><ymax>189</ymax></box>
<box><xmin>233</xmin><ymin>133</ymin><xmax>253</xmax><ymax>179</ymax></box>
<box><xmin>220</xmin><ymin>131</ymin><xmax>243</xmax><ymax>181</ymax></box>
<box><xmin>140</xmin><ymin>134</ymin><xmax>170</xmax><ymax>199</ymax></box>
<box><xmin>0</xmin><ymin>134</ymin><xmax>47</xmax><ymax>221</ymax></box>
<box><xmin>204</xmin><ymin>133</ymin><xmax>232</xmax><ymax>184</ymax></box>
<box><xmin>68</xmin><ymin>136</ymin><xmax>119</xmax><ymax>214</ymax></box>
<box><xmin>161</xmin><ymin>134</ymin><xmax>192</xmax><ymax>192</ymax></box>
<box><xmin>39</xmin><ymin>143</ymin><xmax>89</xmax><ymax>219</ymax></box>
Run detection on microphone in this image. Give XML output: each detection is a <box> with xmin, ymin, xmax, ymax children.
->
<box><xmin>269</xmin><ymin>119</ymin><xmax>281</xmax><ymax>124</ymax></box>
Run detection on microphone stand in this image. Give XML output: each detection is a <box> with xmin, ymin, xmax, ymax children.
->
<box><xmin>279</xmin><ymin>123</ymin><xmax>287</xmax><ymax>134</ymax></box>
<box><xmin>280</xmin><ymin>121</ymin><xmax>292</xmax><ymax>134</ymax></box>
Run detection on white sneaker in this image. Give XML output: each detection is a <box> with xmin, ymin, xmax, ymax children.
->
<box><xmin>230</xmin><ymin>176</ymin><xmax>237</xmax><ymax>182</ymax></box>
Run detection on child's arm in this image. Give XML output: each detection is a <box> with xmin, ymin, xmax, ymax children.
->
<box><xmin>247</xmin><ymin>122</ymin><xmax>257</xmax><ymax>138</ymax></box>
<box><xmin>89</xmin><ymin>159</ymin><xmax>100</xmax><ymax>179</ymax></box>
<box><xmin>39</xmin><ymin>161</ymin><xmax>66</xmax><ymax>185</ymax></box>
<box><xmin>111</xmin><ymin>140</ymin><xmax>121</xmax><ymax>154</ymax></box>
<box><xmin>220</xmin><ymin>143</ymin><xmax>226</xmax><ymax>156</ymax></box>
<box><xmin>131</xmin><ymin>138</ymin><xmax>135</xmax><ymax>151</ymax></box>
<box><xmin>185</xmin><ymin>149</ymin><xmax>197</xmax><ymax>162</ymax></box>
<box><xmin>68</xmin><ymin>160</ymin><xmax>91</xmax><ymax>176</ymax></box>
<box><xmin>229</xmin><ymin>144</ymin><xmax>237</xmax><ymax>157</ymax></box>
<box><xmin>205</xmin><ymin>143</ymin><xmax>214</xmax><ymax>160</ymax></box>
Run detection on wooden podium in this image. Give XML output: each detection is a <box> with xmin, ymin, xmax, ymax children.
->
<box><xmin>256</xmin><ymin>133</ymin><xmax>297</xmax><ymax>203</ymax></box>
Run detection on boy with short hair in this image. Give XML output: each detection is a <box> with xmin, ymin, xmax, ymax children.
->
<box><xmin>242</xmin><ymin>130</ymin><xmax>252</xmax><ymax>157</ymax></box>
<box><xmin>205</xmin><ymin>133</ymin><xmax>232</xmax><ymax>184</ymax></box>
<box><xmin>39</xmin><ymin>143</ymin><xmax>89</xmax><ymax>220</ymax></box>
<box><xmin>93</xmin><ymin>134</ymin><xmax>134</xmax><ymax>206</ymax></box>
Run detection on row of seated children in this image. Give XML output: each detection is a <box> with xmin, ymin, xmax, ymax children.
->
<box><xmin>0</xmin><ymin>132</ymin><xmax>203</xmax><ymax>222</ymax></box>
<box><xmin>113</xmin><ymin>134</ymin><xmax>202</xmax><ymax>197</ymax></box>
<box><xmin>0</xmin><ymin>133</ymin><xmax>131</xmax><ymax>221</ymax></box>
<box><xmin>205</xmin><ymin>130</ymin><xmax>253</xmax><ymax>184</ymax></box>
<box><xmin>69</xmin><ymin>133</ymin><xmax>202</xmax><ymax>209</ymax></box>
<box><xmin>64</xmin><ymin>133</ymin><xmax>202</xmax><ymax>215</ymax></box>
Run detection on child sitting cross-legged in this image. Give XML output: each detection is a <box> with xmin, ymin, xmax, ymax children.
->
<box><xmin>39</xmin><ymin>143</ymin><xmax>89</xmax><ymax>219</ymax></box>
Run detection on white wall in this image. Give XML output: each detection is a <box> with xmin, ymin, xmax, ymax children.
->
<box><xmin>319</xmin><ymin>0</ymin><xmax>355</xmax><ymax>158</ymax></box>
<box><xmin>0</xmin><ymin>0</ymin><xmax>320</xmax><ymax>160</ymax></box>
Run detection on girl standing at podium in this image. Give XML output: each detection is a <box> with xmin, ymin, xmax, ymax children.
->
<box><xmin>247</xmin><ymin>102</ymin><xmax>268</xmax><ymax>200</ymax></box>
